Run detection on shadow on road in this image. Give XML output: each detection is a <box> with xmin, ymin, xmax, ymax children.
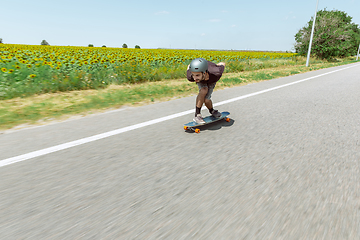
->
<box><xmin>184</xmin><ymin>118</ymin><xmax>235</xmax><ymax>134</ymax></box>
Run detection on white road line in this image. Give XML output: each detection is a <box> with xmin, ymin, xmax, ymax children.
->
<box><xmin>215</xmin><ymin>64</ymin><xmax>358</xmax><ymax>107</ymax></box>
<box><xmin>1</xmin><ymin>63</ymin><xmax>359</xmax><ymax>167</ymax></box>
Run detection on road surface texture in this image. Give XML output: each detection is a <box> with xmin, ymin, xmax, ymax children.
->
<box><xmin>1</xmin><ymin>63</ymin><xmax>360</xmax><ymax>239</ymax></box>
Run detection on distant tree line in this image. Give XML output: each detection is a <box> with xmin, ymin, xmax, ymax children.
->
<box><xmin>88</xmin><ymin>43</ymin><xmax>141</xmax><ymax>48</ymax></box>
<box><xmin>0</xmin><ymin>38</ymin><xmax>140</xmax><ymax>48</ymax></box>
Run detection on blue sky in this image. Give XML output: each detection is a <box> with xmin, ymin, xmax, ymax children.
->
<box><xmin>2</xmin><ymin>0</ymin><xmax>359</xmax><ymax>51</ymax></box>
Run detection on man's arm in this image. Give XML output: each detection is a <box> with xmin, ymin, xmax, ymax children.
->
<box><xmin>186</xmin><ymin>68</ymin><xmax>195</xmax><ymax>82</ymax></box>
<box><xmin>207</xmin><ymin>61</ymin><xmax>225</xmax><ymax>78</ymax></box>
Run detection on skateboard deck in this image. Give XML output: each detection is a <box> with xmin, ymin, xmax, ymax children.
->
<box><xmin>184</xmin><ymin>111</ymin><xmax>230</xmax><ymax>133</ymax></box>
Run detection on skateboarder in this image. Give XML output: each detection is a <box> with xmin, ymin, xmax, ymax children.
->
<box><xmin>187</xmin><ymin>58</ymin><xmax>226</xmax><ymax>123</ymax></box>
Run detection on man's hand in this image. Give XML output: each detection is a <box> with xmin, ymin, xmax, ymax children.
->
<box><xmin>217</xmin><ymin>62</ymin><xmax>226</xmax><ymax>67</ymax></box>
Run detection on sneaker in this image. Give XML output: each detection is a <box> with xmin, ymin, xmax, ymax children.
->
<box><xmin>193</xmin><ymin>114</ymin><xmax>205</xmax><ymax>124</ymax></box>
<box><xmin>211</xmin><ymin>109</ymin><xmax>221</xmax><ymax>118</ymax></box>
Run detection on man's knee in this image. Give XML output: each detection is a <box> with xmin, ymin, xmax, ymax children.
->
<box><xmin>199</xmin><ymin>87</ymin><xmax>208</xmax><ymax>96</ymax></box>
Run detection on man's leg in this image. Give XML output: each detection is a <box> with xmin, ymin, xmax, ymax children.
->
<box><xmin>204</xmin><ymin>83</ymin><xmax>221</xmax><ymax>117</ymax></box>
<box><xmin>204</xmin><ymin>98</ymin><xmax>213</xmax><ymax>110</ymax></box>
<box><xmin>195</xmin><ymin>83</ymin><xmax>208</xmax><ymax>116</ymax></box>
<box><xmin>193</xmin><ymin>86</ymin><xmax>208</xmax><ymax>123</ymax></box>
<box><xmin>204</xmin><ymin>83</ymin><xmax>215</xmax><ymax>112</ymax></box>
<box><xmin>196</xmin><ymin>87</ymin><xmax>208</xmax><ymax>108</ymax></box>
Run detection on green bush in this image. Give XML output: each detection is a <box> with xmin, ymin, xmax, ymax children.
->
<box><xmin>295</xmin><ymin>9</ymin><xmax>360</xmax><ymax>60</ymax></box>
<box><xmin>41</xmin><ymin>40</ymin><xmax>50</xmax><ymax>46</ymax></box>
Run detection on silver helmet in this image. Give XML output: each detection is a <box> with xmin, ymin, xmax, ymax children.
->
<box><xmin>189</xmin><ymin>58</ymin><xmax>208</xmax><ymax>73</ymax></box>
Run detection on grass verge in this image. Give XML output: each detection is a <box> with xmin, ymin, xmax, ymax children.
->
<box><xmin>0</xmin><ymin>58</ymin><xmax>357</xmax><ymax>131</ymax></box>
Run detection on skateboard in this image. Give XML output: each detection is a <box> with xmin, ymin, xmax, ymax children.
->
<box><xmin>184</xmin><ymin>111</ymin><xmax>230</xmax><ymax>133</ymax></box>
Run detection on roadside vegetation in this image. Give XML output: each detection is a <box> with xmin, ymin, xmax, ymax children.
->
<box><xmin>1</xmin><ymin>8</ymin><xmax>359</xmax><ymax>131</ymax></box>
<box><xmin>0</xmin><ymin>51</ymin><xmax>357</xmax><ymax>131</ymax></box>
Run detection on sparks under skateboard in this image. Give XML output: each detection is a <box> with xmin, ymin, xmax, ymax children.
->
<box><xmin>184</xmin><ymin>111</ymin><xmax>230</xmax><ymax>133</ymax></box>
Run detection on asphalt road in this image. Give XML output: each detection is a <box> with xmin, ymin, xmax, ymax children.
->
<box><xmin>1</xmin><ymin>63</ymin><xmax>360</xmax><ymax>239</ymax></box>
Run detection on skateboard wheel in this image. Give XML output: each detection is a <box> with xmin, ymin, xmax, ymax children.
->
<box><xmin>226</xmin><ymin>118</ymin><xmax>230</xmax><ymax>122</ymax></box>
<box><xmin>184</xmin><ymin>126</ymin><xmax>188</xmax><ymax>130</ymax></box>
<box><xmin>195</xmin><ymin>129</ymin><xmax>200</xmax><ymax>133</ymax></box>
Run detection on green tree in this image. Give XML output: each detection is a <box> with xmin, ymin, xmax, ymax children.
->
<box><xmin>88</xmin><ymin>44</ymin><xmax>94</xmax><ymax>47</ymax></box>
<box><xmin>0</xmin><ymin>38</ymin><xmax>3</xmax><ymax>44</ymax></box>
<box><xmin>135</xmin><ymin>45</ymin><xmax>141</xmax><ymax>49</ymax></box>
<box><xmin>41</xmin><ymin>40</ymin><xmax>50</xmax><ymax>45</ymax></box>
<box><xmin>122</xmin><ymin>43</ymin><xmax>128</xmax><ymax>48</ymax></box>
<box><xmin>295</xmin><ymin>9</ymin><xmax>360</xmax><ymax>60</ymax></box>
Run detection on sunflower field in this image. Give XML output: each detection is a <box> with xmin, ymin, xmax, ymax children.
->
<box><xmin>0</xmin><ymin>44</ymin><xmax>297</xmax><ymax>100</ymax></box>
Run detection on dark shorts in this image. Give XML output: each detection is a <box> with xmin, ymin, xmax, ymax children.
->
<box><xmin>197</xmin><ymin>82</ymin><xmax>216</xmax><ymax>100</ymax></box>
